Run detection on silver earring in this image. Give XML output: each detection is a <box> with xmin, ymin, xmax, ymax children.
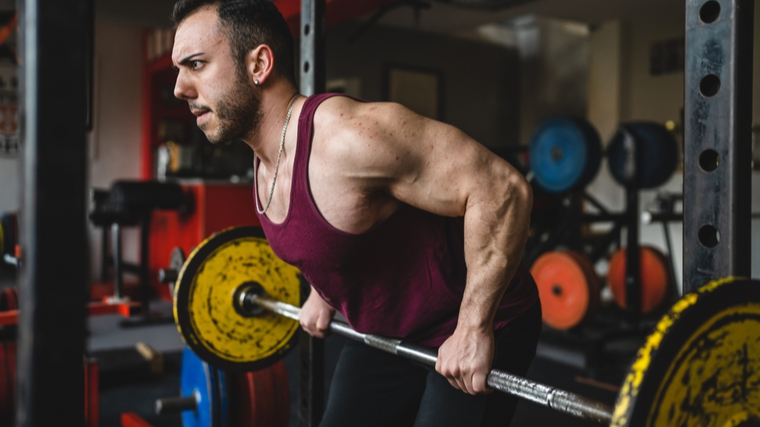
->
<box><xmin>254</xmin><ymin>79</ymin><xmax>260</xmax><ymax>86</ymax></box>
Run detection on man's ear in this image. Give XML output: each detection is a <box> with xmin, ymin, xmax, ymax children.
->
<box><xmin>246</xmin><ymin>44</ymin><xmax>275</xmax><ymax>86</ymax></box>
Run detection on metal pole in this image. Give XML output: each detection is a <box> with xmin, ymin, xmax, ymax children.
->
<box><xmin>17</xmin><ymin>0</ymin><xmax>91</xmax><ymax>425</ymax></box>
<box><xmin>622</xmin><ymin>127</ymin><xmax>641</xmax><ymax>321</ymax></box>
<box><xmin>249</xmin><ymin>294</ymin><xmax>614</xmax><ymax>425</ymax></box>
<box><xmin>299</xmin><ymin>1</ymin><xmax>326</xmax><ymax>426</ymax></box>
<box><xmin>300</xmin><ymin>0</ymin><xmax>326</xmax><ymax>96</ymax></box>
<box><xmin>683</xmin><ymin>0</ymin><xmax>753</xmax><ymax>292</ymax></box>
<box><xmin>112</xmin><ymin>223</ymin><xmax>124</xmax><ymax>300</ymax></box>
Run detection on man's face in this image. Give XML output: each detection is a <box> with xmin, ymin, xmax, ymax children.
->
<box><xmin>172</xmin><ymin>7</ymin><xmax>261</xmax><ymax>143</ymax></box>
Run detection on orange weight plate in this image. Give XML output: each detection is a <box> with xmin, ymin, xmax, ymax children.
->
<box><xmin>607</xmin><ymin>246</ymin><xmax>669</xmax><ymax>313</ymax></box>
<box><xmin>531</xmin><ymin>251</ymin><xmax>600</xmax><ymax>330</ymax></box>
<box><xmin>229</xmin><ymin>360</ymin><xmax>289</xmax><ymax>427</ymax></box>
<box><xmin>270</xmin><ymin>359</ymin><xmax>290</xmax><ymax>427</ymax></box>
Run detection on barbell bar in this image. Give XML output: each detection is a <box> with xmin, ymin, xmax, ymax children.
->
<box><xmin>240</xmin><ymin>287</ymin><xmax>615</xmax><ymax>424</ymax></box>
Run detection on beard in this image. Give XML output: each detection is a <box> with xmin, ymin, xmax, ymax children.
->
<box><xmin>195</xmin><ymin>72</ymin><xmax>262</xmax><ymax>144</ymax></box>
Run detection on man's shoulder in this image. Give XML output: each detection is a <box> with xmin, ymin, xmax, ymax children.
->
<box><xmin>311</xmin><ymin>97</ymin><xmax>384</xmax><ymax>157</ymax></box>
<box><xmin>313</xmin><ymin>95</ymin><xmax>384</xmax><ymax>125</ymax></box>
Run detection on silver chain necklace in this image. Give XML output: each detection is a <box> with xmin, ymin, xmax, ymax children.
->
<box><xmin>254</xmin><ymin>94</ymin><xmax>299</xmax><ymax>215</ymax></box>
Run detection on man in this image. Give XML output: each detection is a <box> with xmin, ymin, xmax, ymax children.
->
<box><xmin>171</xmin><ymin>1</ymin><xmax>540</xmax><ymax>425</ymax></box>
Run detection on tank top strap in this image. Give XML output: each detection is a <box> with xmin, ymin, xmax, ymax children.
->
<box><xmin>292</xmin><ymin>93</ymin><xmax>347</xmax><ymax>199</ymax></box>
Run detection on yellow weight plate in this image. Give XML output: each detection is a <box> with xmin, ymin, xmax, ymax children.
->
<box><xmin>611</xmin><ymin>277</ymin><xmax>760</xmax><ymax>427</ymax></box>
<box><xmin>174</xmin><ymin>226</ymin><xmax>303</xmax><ymax>371</ymax></box>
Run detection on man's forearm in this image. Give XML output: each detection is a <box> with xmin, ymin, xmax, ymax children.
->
<box><xmin>458</xmin><ymin>177</ymin><xmax>532</xmax><ymax>330</ymax></box>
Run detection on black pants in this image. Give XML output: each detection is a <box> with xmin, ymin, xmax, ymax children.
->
<box><xmin>320</xmin><ymin>302</ymin><xmax>542</xmax><ymax>427</ymax></box>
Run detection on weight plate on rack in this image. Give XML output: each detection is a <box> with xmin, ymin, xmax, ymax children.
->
<box><xmin>607</xmin><ymin>122</ymin><xmax>679</xmax><ymax>189</ymax></box>
<box><xmin>607</xmin><ymin>246</ymin><xmax>670</xmax><ymax>314</ymax></box>
<box><xmin>530</xmin><ymin>250</ymin><xmax>600</xmax><ymax>330</ymax></box>
<box><xmin>529</xmin><ymin>117</ymin><xmax>602</xmax><ymax>193</ymax></box>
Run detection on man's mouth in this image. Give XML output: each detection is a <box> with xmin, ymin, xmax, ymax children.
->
<box><xmin>191</xmin><ymin>108</ymin><xmax>211</xmax><ymax>125</ymax></box>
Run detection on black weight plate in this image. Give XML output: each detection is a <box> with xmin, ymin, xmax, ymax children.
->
<box><xmin>607</xmin><ymin>122</ymin><xmax>679</xmax><ymax>189</ymax></box>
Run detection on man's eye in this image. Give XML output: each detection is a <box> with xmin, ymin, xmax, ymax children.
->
<box><xmin>191</xmin><ymin>60</ymin><xmax>203</xmax><ymax>70</ymax></box>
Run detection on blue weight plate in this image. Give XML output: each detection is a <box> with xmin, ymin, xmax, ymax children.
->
<box><xmin>180</xmin><ymin>346</ymin><xmax>216</xmax><ymax>427</ymax></box>
<box><xmin>607</xmin><ymin>122</ymin><xmax>679</xmax><ymax>189</ymax></box>
<box><xmin>529</xmin><ymin>117</ymin><xmax>602</xmax><ymax>193</ymax></box>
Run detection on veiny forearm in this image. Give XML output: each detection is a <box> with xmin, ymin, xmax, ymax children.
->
<box><xmin>458</xmin><ymin>170</ymin><xmax>532</xmax><ymax>331</ymax></box>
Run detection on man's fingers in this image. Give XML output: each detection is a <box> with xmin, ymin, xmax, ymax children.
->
<box><xmin>316</xmin><ymin>313</ymin><xmax>331</xmax><ymax>334</ymax></box>
<box><xmin>300</xmin><ymin>316</ymin><xmax>323</xmax><ymax>338</ymax></box>
<box><xmin>462</xmin><ymin>372</ymin><xmax>475</xmax><ymax>395</ymax></box>
<box><xmin>471</xmin><ymin>371</ymin><xmax>489</xmax><ymax>394</ymax></box>
<box><xmin>442</xmin><ymin>365</ymin><xmax>491</xmax><ymax>395</ymax></box>
<box><xmin>440</xmin><ymin>363</ymin><xmax>467</xmax><ymax>393</ymax></box>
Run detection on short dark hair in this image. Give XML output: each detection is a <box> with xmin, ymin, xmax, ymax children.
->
<box><xmin>172</xmin><ymin>0</ymin><xmax>297</xmax><ymax>87</ymax></box>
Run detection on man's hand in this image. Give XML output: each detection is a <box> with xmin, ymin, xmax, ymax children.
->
<box><xmin>436</xmin><ymin>327</ymin><xmax>495</xmax><ymax>395</ymax></box>
<box><xmin>299</xmin><ymin>287</ymin><xmax>335</xmax><ymax>338</ymax></box>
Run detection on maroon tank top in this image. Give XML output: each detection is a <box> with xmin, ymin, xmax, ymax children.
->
<box><xmin>256</xmin><ymin>93</ymin><xmax>538</xmax><ymax>347</ymax></box>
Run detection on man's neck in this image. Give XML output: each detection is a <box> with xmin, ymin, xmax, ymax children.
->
<box><xmin>243</xmin><ymin>82</ymin><xmax>300</xmax><ymax>167</ymax></box>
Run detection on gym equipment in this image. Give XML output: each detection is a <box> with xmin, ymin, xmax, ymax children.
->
<box><xmin>611</xmin><ymin>277</ymin><xmax>760</xmax><ymax>427</ymax></box>
<box><xmin>173</xmin><ymin>226</ymin><xmax>302</xmax><ymax>372</ymax></box>
<box><xmin>88</xmin><ymin>180</ymin><xmax>187</xmax><ymax>311</ymax></box>
<box><xmin>607</xmin><ymin>247</ymin><xmax>670</xmax><ymax>313</ymax></box>
<box><xmin>682</xmin><ymin>0</ymin><xmax>753</xmax><ymax>293</ymax></box>
<box><xmin>607</xmin><ymin>122</ymin><xmax>679</xmax><ymax>189</ymax></box>
<box><xmin>228</xmin><ymin>361</ymin><xmax>289</xmax><ymax>427</ymax></box>
<box><xmin>166</xmin><ymin>347</ymin><xmax>228</xmax><ymax>427</ymax></box>
<box><xmin>529</xmin><ymin>117</ymin><xmax>603</xmax><ymax>193</ymax></box>
<box><xmin>530</xmin><ymin>250</ymin><xmax>600</xmax><ymax>330</ymax></box>
<box><xmin>157</xmin><ymin>348</ymin><xmax>289</xmax><ymax>427</ymax></box>
<box><xmin>172</xmin><ymin>227</ymin><xmax>760</xmax><ymax>425</ymax></box>
<box><xmin>158</xmin><ymin>246</ymin><xmax>186</xmax><ymax>291</ymax></box>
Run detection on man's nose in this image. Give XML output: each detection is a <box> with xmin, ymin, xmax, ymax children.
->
<box><xmin>174</xmin><ymin>70</ymin><xmax>195</xmax><ymax>101</ymax></box>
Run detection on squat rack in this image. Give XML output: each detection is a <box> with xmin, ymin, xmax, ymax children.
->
<box><xmin>683</xmin><ymin>0</ymin><xmax>753</xmax><ymax>292</ymax></box>
<box><xmin>17</xmin><ymin>0</ymin><xmax>91</xmax><ymax>425</ymax></box>
<box><xmin>14</xmin><ymin>0</ymin><xmax>753</xmax><ymax>426</ymax></box>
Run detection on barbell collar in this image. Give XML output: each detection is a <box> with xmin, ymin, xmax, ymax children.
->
<box><xmin>158</xmin><ymin>268</ymin><xmax>178</xmax><ymax>284</ymax></box>
<box><xmin>245</xmin><ymin>292</ymin><xmax>613</xmax><ymax>424</ymax></box>
<box><xmin>155</xmin><ymin>393</ymin><xmax>198</xmax><ymax>415</ymax></box>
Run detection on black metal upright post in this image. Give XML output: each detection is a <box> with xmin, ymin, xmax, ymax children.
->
<box><xmin>301</xmin><ymin>0</ymin><xmax>326</xmax><ymax>96</ymax></box>
<box><xmin>112</xmin><ymin>223</ymin><xmax>124</xmax><ymax>299</ymax></box>
<box><xmin>16</xmin><ymin>0</ymin><xmax>90</xmax><ymax>425</ymax></box>
<box><xmin>622</xmin><ymin>127</ymin><xmax>641</xmax><ymax>322</ymax></box>
<box><xmin>299</xmin><ymin>0</ymin><xmax>326</xmax><ymax>426</ymax></box>
<box><xmin>683</xmin><ymin>0</ymin><xmax>753</xmax><ymax>293</ymax></box>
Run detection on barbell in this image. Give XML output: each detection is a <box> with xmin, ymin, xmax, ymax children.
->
<box><xmin>171</xmin><ymin>226</ymin><xmax>760</xmax><ymax>427</ymax></box>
